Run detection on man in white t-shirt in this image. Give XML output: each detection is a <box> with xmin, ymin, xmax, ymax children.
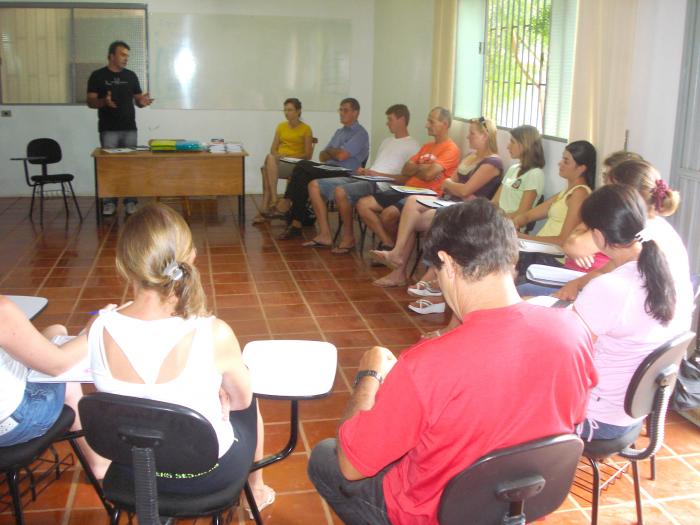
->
<box><xmin>304</xmin><ymin>104</ymin><xmax>420</xmax><ymax>254</ymax></box>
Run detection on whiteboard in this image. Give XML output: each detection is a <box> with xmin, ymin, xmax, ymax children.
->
<box><xmin>149</xmin><ymin>13</ymin><xmax>352</xmax><ymax>111</ymax></box>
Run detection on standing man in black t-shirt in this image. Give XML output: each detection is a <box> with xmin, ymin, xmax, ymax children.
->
<box><xmin>87</xmin><ymin>40</ymin><xmax>153</xmax><ymax>216</ymax></box>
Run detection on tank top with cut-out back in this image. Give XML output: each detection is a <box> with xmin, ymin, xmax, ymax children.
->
<box><xmin>87</xmin><ymin>311</ymin><xmax>234</xmax><ymax>457</ymax></box>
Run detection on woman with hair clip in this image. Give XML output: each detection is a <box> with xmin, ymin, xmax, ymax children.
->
<box><xmin>573</xmin><ymin>184</ymin><xmax>692</xmax><ymax>440</ymax></box>
<box><xmin>86</xmin><ymin>203</ymin><xmax>275</xmax><ymax>515</ymax></box>
<box><xmin>370</xmin><ymin>117</ymin><xmax>503</xmax><ymax>289</ymax></box>
<box><xmin>253</xmin><ymin>98</ymin><xmax>313</xmax><ymax>224</ymax></box>
<box><xmin>553</xmin><ymin>159</ymin><xmax>691</xmax><ymax>302</ymax></box>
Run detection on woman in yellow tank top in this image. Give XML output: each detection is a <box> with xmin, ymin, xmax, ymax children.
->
<box><xmin>513</xmin><ymin>140</ymin><xmax>597</xmax><ymax>246</ymax></box>
<box><xmin>254</xmin><ymin>98</ymin><xmax>314</xmax><ymax>223</ymax></box>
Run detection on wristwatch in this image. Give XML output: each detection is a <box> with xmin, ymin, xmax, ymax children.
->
<box><xmin>353</xmin><ymin>369</ymin><xmax>383</xmax><ymax>388</ymax></box>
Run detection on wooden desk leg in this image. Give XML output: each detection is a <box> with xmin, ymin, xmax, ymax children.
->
<box><xmin>94</xmin><ymin>158</ymin><xmax>102</xmax><ymax>226</ymax></box>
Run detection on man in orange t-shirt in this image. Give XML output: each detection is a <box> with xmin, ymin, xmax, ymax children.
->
<box><xmin>356</xmin><ymin>107</ymin><xmax>461</xmax><ymax>250</ymax></box>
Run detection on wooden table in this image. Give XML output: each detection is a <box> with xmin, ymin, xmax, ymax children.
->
<box><xmin>91</xmin><ymin>149</ymin><xmax>247</xmax><ymax>224</ymax></box>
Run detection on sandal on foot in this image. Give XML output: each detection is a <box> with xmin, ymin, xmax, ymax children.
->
<box><xmin>408</xmin><ymin>298</ymin><xmax>446</xmax><ymax>314</ymax></box>
<box><xmin>407</xmin><ymin>280</ymin><xmax>443</xmax><ymax>297</ymax></box>
<box><xmin>369</xmin><ymin>250</ymin><xmax>400</xmax><ymax>269</ymax></box>
<box><xmin>242</xmin><ymin>485</ymin><xmax>276</xmax><ymax>520</ymax></box>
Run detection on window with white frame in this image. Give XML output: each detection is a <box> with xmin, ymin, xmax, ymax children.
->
<box><xmin>453</xmin><ymin>0</ymin><xmax>577</xmax><ymax>139</ymax></box>
<box><xmin>0</xmin><ymin>4</ymin><xmax>147</xmax><ymax>105</ymax></box>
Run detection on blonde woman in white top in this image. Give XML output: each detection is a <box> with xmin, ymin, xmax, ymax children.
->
<box><xmin>86</xmin><ymin>203</ymin><xmax>274</xmax><ymax>513</ymax></box>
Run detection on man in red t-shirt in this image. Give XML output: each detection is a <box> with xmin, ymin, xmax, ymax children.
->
<box><xmin>308</xmin><ymin>200</ymin><xmax>597</xmax><ymax>525</ymax></box>
<box><xmin>356</xmin><ymin>107</ymin><xmax>461</xmax><ymax>250</ymax></box>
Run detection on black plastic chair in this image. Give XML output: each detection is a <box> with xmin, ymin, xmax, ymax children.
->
<box><xmin>11</xmin><ymin>138</ymin><xmax>83</xmax><ymax>225</ymax></box>
<box><xmin>78</xmin><ymin>392</ymin><xmax>261</xmax><ymax>525</ymax></box>
<box><xmin>438</xmin><ymin>433</ymin><xmax>583</xmax><ymax>525</ymax></box>
<box><xmin>581</xmin><ymin>331</ymin><xmax>695</xmax><ymax>525</ymax></box>
<box><xmin>0</xmin><ymin>405</ymin><xmax>100</xmax><ymax>525</ymax></box>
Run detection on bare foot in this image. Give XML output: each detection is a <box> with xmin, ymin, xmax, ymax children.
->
<box><xmin>369</xmin><ymin>250</ymin><xmax>403</xmax><ymax>269</ymax></box>
<box><xmin>372</xmin><ymin>271</ymin><xmax>408</xmax><ymax>287</ymax></box>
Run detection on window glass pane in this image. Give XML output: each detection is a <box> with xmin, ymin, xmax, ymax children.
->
<box><xmin>0</xmin><ymin>8</ymin><xmax>71</xmax><ymax>103</ymax></box>
<box><xmin>0</xmin><ymin>5</ymin><xmax>146</xmax><ymax>105</ymax></box>
<box><xmin>454</xmin><ymin>0</ymin><xmax>487</xmax><ymax>120</ymax></box>
<box><xmin>73</xmin><ymin>8</ymin><xmax>147</xmax><ymax>103</ymax></box>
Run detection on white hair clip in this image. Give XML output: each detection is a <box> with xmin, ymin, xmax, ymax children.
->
<box><xmin>164</xmin><ymin>261</ymin><xmax>184</xmax><ymax>281</ymax></box>
<box><xmin>634</xmin><ymin>228</ymin><xmax>651</xmax><ymax>243</ymax></box>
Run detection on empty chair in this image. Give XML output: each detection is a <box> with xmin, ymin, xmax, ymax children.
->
<box><xmin>11</xmin><ymin>138</ymin><xmax>83</xmax><ymax>225</ymax></box>
<box><xmin>78</xmin><ymin>393</ymin><xmax>261</xmax><ymax>525</ymax></box>
<box><xmin>581</xmin><ymin>331</ymin><xmax>695</xmax><ymax>525</ymax></box>
<box><xmin>438</xmin><ymin>433</ymin><xmax>583</xmax><ymax>525</ymax></box>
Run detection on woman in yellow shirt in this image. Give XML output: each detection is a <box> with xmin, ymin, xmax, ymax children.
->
<box><xmin>255</xmin><ymin>98</ymin><xmax>314</xmax><ymax>223</ymax></box>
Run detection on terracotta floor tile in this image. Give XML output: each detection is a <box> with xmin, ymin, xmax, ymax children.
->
<box><xmin>659</xmin><ymin>496</ymin><xmax>700</xmax><ymax>524</ymax></box>
<box><xmin>363</xmin><ymin>313</ymin><xmax>417</xmax><ymax>329</ymax></box>
<box><xmin>303</xmin><ymin>420</ymin><xmax>341</xmax><ymax>451</ymax></box>
<box><xmin>261</xmin><ymin>453</ymin><xmax>313</xmax><ymax>492</ymax></box>
<box><xmin>267</xmin><ymin>317</ymin><xmax>319</xmax><ymax>334</ymax></box>
<box><xmin>255</xmin><ymin>281</ymin><xmax>299</xmax><ymax>294</ymax></box>
<box><xmin>214</xmin><ymin>282</ymin><xmax>256</xmax><ymax>295</ymax></box>
<box><xmin>373</xmin><ymin>327</ymin><xmax>422</xmax><ymax>346</ymax></box>
<box><xmin>64</xmin><ymin>509</ymin><xmax>110</xmax><ymax>524</ymax></box>
<box><xmin>661</xmin><ymin>419</ymin><xmax>700</xmax><ymax>455</ymax></box>
<box><xmin>263</xmin><ymin>304</ymin><xmax>310</xmax><ymax>319</ymax></box>
<box><xmin>322</xmin><ymin>330</ymin><xmax>378</xmax><ymax>348</ymax></box>
<box><xmin>352</xmin><ymin>300</ymin><xmax>403</xmax><ymax>314</ymax></box>
<box><xmin>210</xmin><ymin>272</ymin><xmax>252</xmax><ymax>284</ymax></box>
<box><xmin>271</xmin><ymin>331</ymin><xmax>323</xmax><ymax>341</ymax></box>
<box><xmin>252</xmin><ymin>270</ymin><xmax>294</xmax><ymax>282</ymax></box>
<box><xmin>217</xmin><ymin>306</ymin><xmax>265</xmax><ymax>321</ymax></box>
<box><xmin>215</xmin><ymin>294</ymin><xmax>259</xmax><ymax>308</ymax></box>
<box><xmin>594</xmin><ymin>501</ymin><xmax>672</xmax><ymax>524</ymax></box>
<box><xmin>638</xmin><ymin>456</ymin><xmax>700</xmax><ymax>499</ymax></box>
<box><xmin>303</xmin><ymin>291</ymin><xmax>349</xmax><ymax>304</ymax></box>
<box><xmin>316</xmin><ymin>315</ymin><xmax>367</xmax><ymax>331</ymax></box>
<box><xmin>264</xmin><ymin>421</ymin><xmax>304</xmax><ymax>455</ymax></box>
<box><xmin>299</xmin><ymin>392</ymin><xmax>352</xmax><ymax>420</ymax></box>
<box><xmin>259</xmin><ymin>293</ymin><xmax>305</xmax><ymax>307</ymax></box>
<box><xmin>256</xmin><ymin>490</ymin><xmax>329</xmax><ymax>525</ymax></box>
<box><xmin>0</xmin><ymin>510</ymin><xmax>65</xmax><ymax>525</ymax></box>
<box><xmin>537</xmin><ymin>509</ymin><xmax>590</xmax><ymax>524</ymax></box>
<box><xmin>308</xmin><ymin>302</ymin><xmax>357</xmax><ymax>317</ymax></box>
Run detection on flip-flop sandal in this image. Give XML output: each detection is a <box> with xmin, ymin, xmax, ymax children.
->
<box><xmin>407</xmin><ymin>280</ymin><xmax>443</xmax><ymax>297</ymax></box>
<box><xmin>408</xmin><ymin>298</ymin><xmax>446</xmax><ymax>314</ymax></box>
<box><xmin>302</xmin><ymin>239</ymin><xmax>332</xmax><ymax>248</ymax></box>
<box><xmin>331</xmin><ymin>245</ymin><xmax>355</xmax><ymax>254</ymax></box>
<box><xmin>242</xmin><ymin>485</ymin><xmax>276</xmax><ymax>520</ymax></box>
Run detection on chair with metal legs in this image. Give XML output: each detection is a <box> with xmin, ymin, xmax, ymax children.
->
<box><xmin>11</xmin><ymin>138</ymin><xmax>83</xmax><ymax>225</ymax></box>
<box><xmin>580</xmin><ymin>331</ymin><xmax>695</xmax><ymax>525</ymax></box>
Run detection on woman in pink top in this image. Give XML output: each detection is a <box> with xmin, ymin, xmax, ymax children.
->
<box><xmin>573</xmin><ymin>185</ymin><xmax>692</xmax><ymax>440</ymax></box>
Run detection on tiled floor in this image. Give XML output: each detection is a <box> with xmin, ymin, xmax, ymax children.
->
<box><xmin>1</xmin><ymin>195</ymin><xmax>699</xmax><ymax>524</ymax></box>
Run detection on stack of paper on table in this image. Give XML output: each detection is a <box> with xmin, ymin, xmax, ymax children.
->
<box><xmin>27</xmin><ymin>335</ymin><xmax>93</xmax><ymax>383</ymax></box>
<box><xmin>416</xmin><ymin>198</ymin><xmax>457</xmax><ymax>209</ymax></box>
<box><xmin>391</xmin><ymin>185</ymin><xmax>438</xmax><ymax>196</ymax></box>
<box><xmin>317</xmin><ymin>164</ymin><xmax>350</xmax><ymax>172</ymax></box>
<box><xmin>526</xmin><ymin>264</ymin><xmax>585</xmax><ymax>286</ymax></box>
<box><xmin>526</xmin><ymin>296</ymin><xmax>573</xmax><ymax>309</ymax></box>
<box><xmin>517</xmin><ymin>239</ymin><xmax>565</xmax><ymax>256</ymax></box>
<box><xmin>351</xmin><ymin>174</ymin><xmax>395</xmax><ymax>182</ymax></box>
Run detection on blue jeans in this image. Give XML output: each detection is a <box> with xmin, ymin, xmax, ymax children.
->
<box><xmin>0</xmin><ymin>382</ymin><xmax>66</xmax><ymax>446</ymax></box>
<box><xmin>308</xmin><ymin>438</ymin><xmax>391</xmax><ymax>525</ymax></box>
<box><xmin>99</xmin><ymin>130</ymin><xmax>138</xmax><ymax>206</ymax></box>
<box><xmin>577</xmin><ymin>419</ymin><xmax>640</xmax><ymax>441</ymax></box>
<box><xmin>317</xmin><ymin>178</ymin><xmax>374</xmax><ymax>205</ymax></box>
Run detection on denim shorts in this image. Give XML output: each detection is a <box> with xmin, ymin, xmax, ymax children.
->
<box><xmin>317</xmin><ymin>177</ymin><xmax>374</xmax><ymax>205</ymax></box>
<box><xmin>0</xmin><ymin>382</ymin><xmax>66</xmax><ymax>446</ymax></box>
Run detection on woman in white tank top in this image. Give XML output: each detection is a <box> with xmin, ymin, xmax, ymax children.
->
<box><xmin>86</xmin><ymin>203</ymin><xmax>274</xmax><ymax>511</ymax></box>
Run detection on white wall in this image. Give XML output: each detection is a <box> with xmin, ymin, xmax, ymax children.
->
<box><xmin>371</xmin><ymin>0</ymin><xmax>434</xmax><ymax>156</ymax></box>
<box><xmin>0</xmin><ymin>0</ymin><xmax>375</xmax><ymax>196</ymax></box>
<box><xmin>626</xmin><ymin>0</ymin><xmax>688</xmax><ymax>179</ymax></box>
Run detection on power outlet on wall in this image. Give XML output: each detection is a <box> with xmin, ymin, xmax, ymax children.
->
<box><xmin>0</xmin><ymin>110</ymin><xmax>11</xmax><ymax>117</ymax></box>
